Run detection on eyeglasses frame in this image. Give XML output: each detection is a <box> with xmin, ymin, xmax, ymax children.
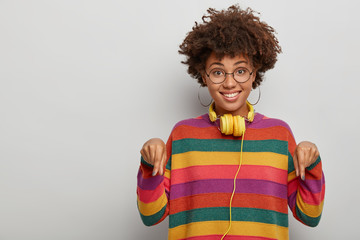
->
<box><xmin>205</xmin><ymin>67</ymin><xmax>254</xmax><ymax>84</ymax></box>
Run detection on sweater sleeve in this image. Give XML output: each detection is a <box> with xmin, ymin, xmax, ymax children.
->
<box><xmin>287</xmin><ymin>131</ymin><xmax>325</xmax><ymax>227</ymax></box>
<box><xmin>136</xmin><ymin>134</ymin><xmax>172</xmax><ymax>226</ymax></box>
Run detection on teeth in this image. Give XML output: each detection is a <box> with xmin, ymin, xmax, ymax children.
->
<box><xmin>223</xmin><ymin>92</ymin><xmax>239</xmax><ymax>98</ymax></box>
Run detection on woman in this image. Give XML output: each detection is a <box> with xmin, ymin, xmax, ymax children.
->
<box><xmin>137</xmin><ymin>5</ymin><xmax>325</xmax><ymax>240</ymax></box>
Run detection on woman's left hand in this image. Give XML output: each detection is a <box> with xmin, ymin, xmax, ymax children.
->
<box><xmin>293</xmin><ymin>141</ymin><xmax>319</xmax><ymax>181</ymax></box>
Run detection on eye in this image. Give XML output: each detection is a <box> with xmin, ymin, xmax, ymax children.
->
<box><xmin>235</xmin><ymin>68</ymin><xmax>247</xmax><ymax>75</ymax></box>
<box><xmin>210</xmin><ymin>69</ymin><xmax>224</xmax><ymax>77</ymax></box>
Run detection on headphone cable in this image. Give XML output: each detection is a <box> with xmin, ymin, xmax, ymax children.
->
<box><xmin>221</xmin><ymin>131</ymin><xmax>245</xmax><ymax>239</ymax></box>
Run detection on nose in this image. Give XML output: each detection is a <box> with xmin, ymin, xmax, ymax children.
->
<box><xmin>222</xmin><ymin>73</ymin><xmax>237</xmax><ymax>88</ymax></box>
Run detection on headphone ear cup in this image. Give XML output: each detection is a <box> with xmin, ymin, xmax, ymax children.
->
<box><xmin>233</xmin><ymin>115</ymin><xmax>241</xmax><ymax>137</ymax></box>
<box><xmin>228</xmin><ymin>115</ymin><xmax>234</xmax><ymax>135</ymax></box>
<box><xmin>212</xmin><ymin>101</ymin><xmax>251</xmax><ymax>137</ymax></box>
<box><xmin>220</xmin><ymin>114</ymin><xmax>233</xmax><ymax>135</ymax></box>
<box><xmin>233</xmin><ymin>116</ymin><xmax>246</xmax><ymax>136</ymax></box>
<box><xmin>220</xmin><ymin>115</ymin><xmax>227</xmax><ymax>134</ymax></box>
<box><xmin>239</xmin><ymin>116</ymin><xmax>246</xmax><ymax>136</ymax></box>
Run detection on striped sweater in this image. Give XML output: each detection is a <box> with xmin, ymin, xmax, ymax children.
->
<box><xmin>137</xmin><ymin>113</ymin><xmax>325</xmax><ymax>240</ymax></box>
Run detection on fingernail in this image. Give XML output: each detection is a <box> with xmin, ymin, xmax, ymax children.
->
<box><xmin>301</xmin><ymin>175</ymin><xmax>305</xmax><ymax>181</ymax></box>
<box><xmin>152</xmin><ymin>171</ymin><xmax>157</xmax><ymax>176</ymax></box>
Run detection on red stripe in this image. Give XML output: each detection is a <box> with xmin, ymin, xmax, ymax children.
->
<box><xmin>171</xmin><ymin>165</ymin><xmax>287</xmax><ymax>185</ymax></box>
<box><xmin>306</xmin><ymin>163</ymin><xmax>323</xmax><ymax>180</ymax></box>
<box><xmin>299</xmin><ymin>185</ymin><xmax>325</xmax><ymax>205</ymax></box>
<box><xmin>169</xmin><ymin>192</ymin><xmax>288</xmax><ymax>215</ymax></box>
<box><xmin>137</xmin><ymin>184</ymin><xmax>164</xmax><ymax>203</ymax></box>
<box><xmin>287</xmin><ymin>178</ymin><xmax>298</xmax><ymax>197</ymax></box>
<box><xmin>139</xmin><ymin>164</ymin><xmax>153</xmax><ymax>179</ymax></box>
<box><xmin>172</xmin><ymin>125</ymin><xmax>290</xmax><ymax>141</ymax></box>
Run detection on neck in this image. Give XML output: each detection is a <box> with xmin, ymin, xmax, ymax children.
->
<box><xmin>214</xmin><ymin>103</ymin><xmax>250</xmax><ymax>118</ymax></box>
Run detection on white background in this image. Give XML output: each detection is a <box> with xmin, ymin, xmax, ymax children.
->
<box><xmin>1</xmin><ymin>0</ymin><xmax>359</xmax><ymax>239</ymax></box>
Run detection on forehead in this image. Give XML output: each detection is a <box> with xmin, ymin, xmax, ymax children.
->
<box><xmin>205</xmin><ymin>52</ymin><xmax>251</xmax><ymax>67</ymax></box>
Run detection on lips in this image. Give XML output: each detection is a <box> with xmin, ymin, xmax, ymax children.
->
<box><xmin>220</xmin><ymin>91</ymin><xmax>241</xmax><ymax>101</ymax></box>
<box><xmin>222</xmin><ymin>92</ymin><xmax>240</xmax><ymax>98</ymax></box>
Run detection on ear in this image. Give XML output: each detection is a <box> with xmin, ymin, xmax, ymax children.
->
<box><xmin>201</xmin><ymin>73</ymin><xmax>207</xmax><ymax>86</ymax></box>
<box><xmin>251</xmin><ymin>70</ymin><xmax>256</xmax><ymax>83</ymax></box>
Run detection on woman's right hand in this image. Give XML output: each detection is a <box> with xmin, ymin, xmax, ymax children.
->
<box><xmin>140</xmin><ymin>138</ymin><xmax>167</xmax><ymax>176</ymax></box>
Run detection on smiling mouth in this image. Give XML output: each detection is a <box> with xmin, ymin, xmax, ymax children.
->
<box><xmin>221</xmin><ymin>91</ymin><xmax>241</xmax><ymax>98</ymax></box>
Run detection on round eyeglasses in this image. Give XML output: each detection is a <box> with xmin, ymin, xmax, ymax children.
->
<box><xmin>205</xmin><ymin>67</ymin><xmax>253</xmax><ymax>84</ymax></box>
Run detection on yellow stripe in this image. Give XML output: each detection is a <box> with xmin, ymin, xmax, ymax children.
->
<box><xmin>172</xmin><ymin>151</ymin><xmax>288</xmax><ymax>170</ymax></box>
<box><xmin>137</xmin><ymin>192</ymin><xmax>167</xmax><ymax>216</ymax></box>
<box><xmin>288</xmin><ymin>171</ymin><xmax>297</xmax><ymax>181</ymax></box>
<box><xmin>168</xmin><ymin>220</ymin><xmax>288</xmax><ymax>240</ymax></box>
<box><xmin>296</xmin><ymin>193</ymin><xmax>324</xmax><ymax>218</ymax></box>
<box><xmin>164</xmin><ymin>169</ymin><xmax>170</xmax><ymax>179</ymax></box>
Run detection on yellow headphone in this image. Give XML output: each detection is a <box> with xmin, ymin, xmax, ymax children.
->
<box><xmin>208</xmin><ymin>101</ymin><xmax>255</xmax><ymax>136</ymax></box>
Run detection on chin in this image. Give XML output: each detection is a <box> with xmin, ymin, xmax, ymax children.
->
<box><xmin>221</xmin><ymin>102</ymin><xmax>247</xmax><ymax>115</ymax></box>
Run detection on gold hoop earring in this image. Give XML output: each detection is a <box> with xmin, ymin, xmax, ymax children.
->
<box><xmin>198</xmin><ymin>85</ymin><xmax>212</xmax><ymax>107</ymax></box>
<box><xmin>248</xmin><ymin>87</ymin><xmax>261</xmax><ymax>105</ymax></box>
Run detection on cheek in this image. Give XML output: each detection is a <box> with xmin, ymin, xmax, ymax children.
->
<box><xmin>239</xmin><ymin>82</ymin><xmax>254</xmax><ymax>99</ymax></box>
<box><xmin>242</xmin><ymin>81</ymin><xmax>253</xmax><ymax>92</ymax></box>
<box><xmin>207</xmin><ymin>85</ymin><xmax>219</xmax><ymax>96</ymax></box>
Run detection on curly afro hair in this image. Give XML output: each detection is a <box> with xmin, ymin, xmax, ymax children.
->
<box><xmin>179</xmin><ymin>5</ymin><xmax>282</xmax><ymax>88</ymax></box>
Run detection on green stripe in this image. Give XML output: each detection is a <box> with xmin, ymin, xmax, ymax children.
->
<box><xmin>306</xmin><ymin>156</ymin><xmax>321</xmax><ymax>170</ymax></box>
<box><xmin>288</xmin><ymin>151</ymin><xmax>295</xmax><ymax>173</ymax></box>
<box><xmin>141</xmin><ymin>156</ymin><xmax>173</xmax><ymax>171</ymax></box>
<box><xmin>288</xmin><ymin>155</ymin><xmax>322</xmax><ymax>174</ymax></box>
<box><xmin>295</xmin><ymin>205</ymin><xmax>321</xmax><ymax>227</ymax></box>
<box><xmin>169</xmin><ymin>207</ymin><xmax>288</xmax><ymax>228</ymax></box>
<box><xmin>165</xmin><ymin>155</ymin><xmax>172</xmax><ymax>170</ymax></box>
<box><xmin>172</xmin><ymin>139</ymin><xmax>288</xmax><ymax>155</ymax></box>
<box><xmin>138</xmin><ymin>204</ymin><xmax>167</xmax><ymax>226</ymax></box>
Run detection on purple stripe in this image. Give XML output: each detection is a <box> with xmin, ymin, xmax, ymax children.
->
<box><xmin>249</xmin><ymin>117</ymin><xmax>292</xmax><ymax>133</ymax></box>
<box><xmin>170</xmin><ymin>179</ymin><xmax>287</xmax><ymax>200</ymax></box>
<box><xmin>137</xmin><ymin>170</ymin><xmax>164</xmax><ymax>190</ymax></box>
<box><xmin>288</xmin><ymin>191</ymin><xmax>297</xmax><ymax>210</ymax></box>
<box><xmin>173</xmin><ymin>114</ymin><xmax>264</xmax><ymax>129</ymax></box>
<box><xmin>173</xmin><ymin>116</ymin><xmax>213</xmax><ymax>129</ymax></box>
<box><xmin>300</xmin><ymin>175</ymin><xmax>325</xmax><ymax>194</ymax></box>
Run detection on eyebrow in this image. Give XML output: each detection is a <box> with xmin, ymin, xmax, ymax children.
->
<box><xmin>209</xmin><ymin>60</ymin><xmax>248</xmax><ymax>68</ymax></box>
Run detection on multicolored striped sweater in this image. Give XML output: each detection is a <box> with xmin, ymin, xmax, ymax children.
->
<box><xmin>137</xmin><ymin>113</ymin><xmax>325</xmax><ymax>239</ymax></box>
